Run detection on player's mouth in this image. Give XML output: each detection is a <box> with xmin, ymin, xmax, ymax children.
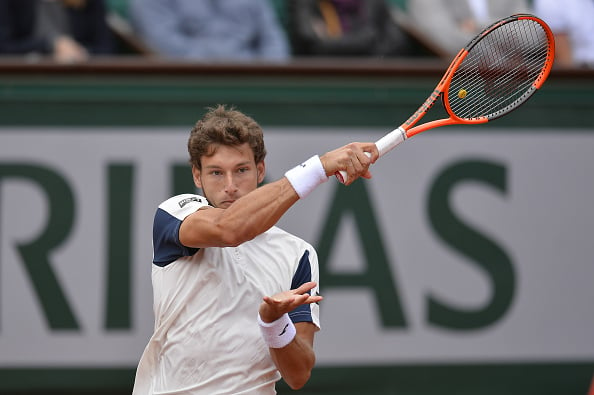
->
<box><xmin>219</xmin><ymin>199</ymin><xmax>236</xmax><ymax>208</ymax></box>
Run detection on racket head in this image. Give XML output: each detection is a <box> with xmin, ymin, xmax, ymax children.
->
<box><xmin>444</xmin><ymin>14</ymin><xmax>555</xmax><ymax>122</ymax></box>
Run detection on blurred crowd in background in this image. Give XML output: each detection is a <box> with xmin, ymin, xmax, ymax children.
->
<box><xmin>0</xmin><ymin>0</ymin><xmax>592</xmax><ymax>68</ymax></box>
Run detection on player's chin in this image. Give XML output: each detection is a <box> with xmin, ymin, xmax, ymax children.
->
<box><xmin>218</xmin><ymin>200</ymin><xmax>236</xmax><ymax>209</ymax></box>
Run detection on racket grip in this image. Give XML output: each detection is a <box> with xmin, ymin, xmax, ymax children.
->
<box><xmin>335</xmin><ymin>127</ymin><xmax>406</xmax><ymax>184</ymax></box>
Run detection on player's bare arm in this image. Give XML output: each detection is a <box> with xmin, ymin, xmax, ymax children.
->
<box><xmin>269</xmin><ymin>322</ymin><xmax>318</xmax><ymax>390</ymax></box>
<box><xmin>180</xmin><ymin>178</ymin><xmax>299</xmax><ymax>248</ymax></box>
<box><xmin>259</xmin><ymin>282</ymin><xmax>322</xmax><ymax>390</ymax></box>
<box><xmin>180</xmin><ymin>142</ymin><xmax>378</xmax><ymax>248</ymax></box>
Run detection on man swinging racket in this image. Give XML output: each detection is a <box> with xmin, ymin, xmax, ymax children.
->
<box><xmin>132</xmin><ymin>105</ymin><xmax>378</xmax><ymax>394</ymax></box>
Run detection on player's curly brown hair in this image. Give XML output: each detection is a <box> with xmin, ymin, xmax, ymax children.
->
<box><xmin>188</xmin><ymin>105</ymin><xmax>267</xmax><ymax>170</ymax></box>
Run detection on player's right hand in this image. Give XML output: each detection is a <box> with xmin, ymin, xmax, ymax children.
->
<box><xmin>320</xmin><ymin>142</ymin><xmax>378</xmax><ymax>185</ymax></box>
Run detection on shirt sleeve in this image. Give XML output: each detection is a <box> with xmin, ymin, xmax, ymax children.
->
<box><xmin>288</xmin><ymin>249</ymin><xmax>321</xmax><ymax>329</ymax></box>
<box><xmin>152</xmin><ymin>194</ymin><xmax>210</xmax><ymax>266</ymax></box>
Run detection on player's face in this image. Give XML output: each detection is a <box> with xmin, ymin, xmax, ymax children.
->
<box><xmin>193</xmin><ymin>143</ymin><xmax>265</xmax><ymax>209</ymax></box>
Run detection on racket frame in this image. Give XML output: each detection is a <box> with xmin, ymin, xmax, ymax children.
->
<box><xmin>337</xmin><ymin>14</ymin><xmax>555</xmax><ymax>182</ymax></box>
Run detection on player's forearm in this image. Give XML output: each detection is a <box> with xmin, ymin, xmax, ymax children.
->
<box><xmin>215</xmin><ymin>147</ymin><xmax>375</xmax><ymax>244</ymax></box>
<box><xmin>215</xmin><ymin>178</ymin><xmax>299</xmax><ymax>245</ymax></box>
<box><xmin>269</xmin><ymin>335</ymin><xmax>316</xmax><ymax>390</ymax></box>
<box><xmin>180</xmin><ymin>177</ymin><xmax>299</xmax><ymax>248</ymax></box>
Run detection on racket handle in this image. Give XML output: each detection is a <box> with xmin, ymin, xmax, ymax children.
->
<box><xmin>336</xmin><ymin>127</ymin><xmax>406</xmax><ymax>184</ymax></box>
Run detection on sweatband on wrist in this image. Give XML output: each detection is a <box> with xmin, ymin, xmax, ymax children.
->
<box><xmin>258</xmin><ymin>313</ymin><xmax>296</xmax><ymax>349</ymax></box>
<box><xmin>284</xmin><ymin>155</ymin><xmax>329</xmax><ymax>199</ymax></box>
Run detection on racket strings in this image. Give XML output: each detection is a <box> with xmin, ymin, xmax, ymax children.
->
<box><xmin>448</xmin><ymin>19</ymin><xmax>550</xmax><ymax>120</ymax></box>
<box><xmin>459</xmin><ymin>26</ymin><xmax>544</xmax><ymax>116</ymax></box>
<box><xmin>453</xmin><ymin>22</ymin><xmax>546</xmax><ymax>118</ymax></box>
<box><xmin>477</xmin><ymin>24</ymin><xmax>547</xmax><ymax>113</ymax></box>
<box><xmin>455</xmin><ymin>25</ymin><xmax>543</xmax><ymax>114</ymax></box>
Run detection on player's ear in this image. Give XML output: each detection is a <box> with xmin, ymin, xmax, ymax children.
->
<box><xmin>256</xmin><ymin>161</ymin><xmax>266</xmax><ymax>184</ymax></box>
<box><xmin>192</xmin><ymin>165</ymin><xmax>203</xmax><ymax>189</ymax></box>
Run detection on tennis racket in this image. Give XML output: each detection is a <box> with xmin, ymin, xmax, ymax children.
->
<box><xmin>336</xmin><ymin>14</ymin><xmax>555</xmax><ymax>183</ymax></box>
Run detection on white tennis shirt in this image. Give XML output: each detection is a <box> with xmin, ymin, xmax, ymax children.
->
<box><xmin>133</xmin><ymin>194</ymin><xmax>321</xmax><ymax>395</ymax></box>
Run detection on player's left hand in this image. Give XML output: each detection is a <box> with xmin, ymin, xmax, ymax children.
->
<box><xmin>259</xmin><ymin>281</ymin><xmax>322</xmax><ymax>323</ymax></box>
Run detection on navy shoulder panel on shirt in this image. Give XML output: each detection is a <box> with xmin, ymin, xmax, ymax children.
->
<box><xmin>152</xmin><ymin>207</ymin><xmax>199</xmax><ymax>266</ymax></box>
<box><xmin>152</xmin><ymin>194</ymin><xmax>209</xmax><ymax>266</ymax></box>
<box><xmin>289</xmin><ymin>250</ymin><xmax>314</xmax><ymax>323</ymax></box>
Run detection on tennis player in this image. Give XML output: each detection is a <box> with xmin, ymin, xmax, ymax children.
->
<box><xmin>132</xmin><ymin>105</ymin><xmax>378</xmax><ymax>394</ymax></box>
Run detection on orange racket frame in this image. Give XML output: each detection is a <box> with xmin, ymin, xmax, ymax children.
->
<box><xmin>336</xmin><ymin>14</ymin><xmax>555</xmax><ymax>183</ymax></box>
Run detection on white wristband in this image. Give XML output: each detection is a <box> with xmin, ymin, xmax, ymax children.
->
<box><xmin>284</xmin><ymin>155</ymin><xmax>329</xmax><ymax>199</ymax></box>
<box><xmin>258</xmin><ymin>313</ymin><xmax>296</xmax><ymax>349</ymax></box>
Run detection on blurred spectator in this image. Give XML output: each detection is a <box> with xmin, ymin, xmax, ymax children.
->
<box><xmin>533</xmin><ymin>0</ymin><xmax>594</xmax><ymax>68</ymax></box>
<box><xmin>287</xmin><ymin>0</ymin><xmax>412</xmax><ymax>57</ymax></box>
<box><xmin>64</xmin><ymin>0</ymin><xmax>115</xmax><ymax>55</ymax></box>
<box><xmin>129</xmin><ymin>0</ymin><xmax>290</xmax><ymax>62</ymax></box>
<box><xmin>0</xmin><ymin>0</ymin><xmax>115</xmax><ymax>63</ymax></box>
<box><xmin>407</xmin><ymin>0</ymin><xmax>531</xmax><ymax>57</ymax></box>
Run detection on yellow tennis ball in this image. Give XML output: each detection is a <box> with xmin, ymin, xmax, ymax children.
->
<box><xmin>458</xmin><ymin>89</ymin><xmax>467</xmax><ymax>99</ymax></box>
